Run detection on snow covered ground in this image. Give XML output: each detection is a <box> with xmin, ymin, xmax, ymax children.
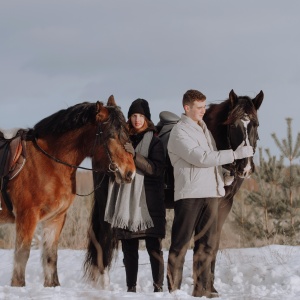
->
<box><xmin>1</xmin><ymin>245</ymin><xmax>300</xmax><ymax>299</ymax></box>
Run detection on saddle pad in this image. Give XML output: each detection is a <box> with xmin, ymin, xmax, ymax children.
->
<box><xmin>0</xmin><ymin>128</ymin><xmax>21</xmax><ymax>139</ymax></box>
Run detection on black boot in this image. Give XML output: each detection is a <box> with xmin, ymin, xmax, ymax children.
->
<box><xmin>127</xmin><ymin>286</ymin><xmax>136</xmax><ymax>293</ymax></box>
<box><xmin>153</xmin><ymin>283</ymin><xmax>163</xmax><ymax>292</ymax></box>
<box><xmin>154</xmin><ymin>286</ymin><xmax>163</xmax><ymax>292</ymax></box>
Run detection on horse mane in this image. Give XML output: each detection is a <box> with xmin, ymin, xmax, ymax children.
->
<box><xmin>204</xmin><ymin>95</ymin><xmax>259</xmax><ymax>150</ymax></box>
<box><xmin>225</xmin><ymin>96</ymin><xmax>259</xmax><ymax>126</ymax></box>
<box><xmin>33</xmin><ymin>102</ymin><xmax>97</xmax><ymax>138</ymax></box>
<box><xmin>105</xmin><ymin>105</ymin><xmax>129</xmax><ymax>142</ymax></box>
<box><xmin>204</xmin><ymin>99</ymin><xmax>230</xmax><ymax>128</ymax></box>
<box><xmin>205</xmin><ymin>96</ymin><xmax>259</xmax><ymax>127</ymax></box>
<box><xmin>33</xmin><ymin>102</ymin><xmax>128</xmax><ymax>140</ymax></box>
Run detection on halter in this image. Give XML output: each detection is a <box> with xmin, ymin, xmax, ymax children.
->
<box><xmin>33</xmin><ymin>122</ymin><xmax>118</xmax><ymax>172</ymax></box>
<box><xmin>33</xmin><ymin>121</ymin><xmax>121</xmax><ymax>196</ymax></box>
<box><xmin>227</xmin><ymin>114</ymin><xmax>250</xmax><ymax>149</ymax></box>
<box><xmin>93</xmin><ymin>122</ymin><xmax>119</xmax><ymax>173</ymax></box>
<box><xmin>226</xmin><ymin>113</ymin><xmax>255</xmax><ymax>176</ymax></box>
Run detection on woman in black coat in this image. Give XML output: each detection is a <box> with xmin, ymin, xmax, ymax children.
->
<box><xmin>106</xmin><ymin>98</ymin><xmax>166</xmax><ymax>293</ymax></box>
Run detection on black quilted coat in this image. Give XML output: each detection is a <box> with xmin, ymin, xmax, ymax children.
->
<box><xmin>116</xmin><ymin>127</ymin><xmax>166</xmax><ymax>240</ymax></box>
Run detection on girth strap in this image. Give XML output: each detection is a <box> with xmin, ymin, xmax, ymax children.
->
<box><xmin>0</xmin><ymin>176</ymin><xmax>12</xmax><ymax>211</ymax></box>
<box><xmin>0</xmin><ymin>129</ymin><xmax>27</xmax><ymax>211</ymax></box>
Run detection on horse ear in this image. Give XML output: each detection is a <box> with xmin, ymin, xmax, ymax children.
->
<box><xmin>96</xmin><ymin>101</ymin><xmax>109</xmax><ymax>121</ymax></box>
<box><xmin>252</xmin><ymin>90</ymin><xmax>264</xmax><ymax>110</ymax></box>
<box><xmin>96</xmin><ymin>101</ymin><xmax>104</xmax><ymax>112</ymax></box>
<box><xmin>107</xmin><ymin>95</ymin><xmax>116</xmax><ymax>106</ymax></box>
<box><xmin>229</xmin><ymin>89</ymin><xmax>238</xmax><ymax>107</ymax></box>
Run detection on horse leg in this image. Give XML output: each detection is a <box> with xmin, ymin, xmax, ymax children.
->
<box><xmin>210</xmin><ymin>196</ymin><xmax>233</xmax><ymax>294</ymax></box>
<box><xmin>192</xmin><ymin>198</ymin><xmax>218</xmax><ymax>298</ymax></box>
<box><xmin>84</xmin><ymin>173</ymin><xmax>118</xmax><ymax>288</ymax></box>
<box><xmin>41</xmin><ymin>212</ymin><xmax>67</xmax><ymax>287</ymax></box>
<box><xmin>86</xmin><ymin>227</ymin><xmax>111</xmax><ymax>289</ymax></box>
<box><xmin>11</xmin><ymin>212</ymin><xmax>38</xmax><ymax>286</ymax></box>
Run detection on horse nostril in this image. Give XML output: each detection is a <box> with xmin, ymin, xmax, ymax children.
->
<box><xmin>126</xmin><ymin>171</ymin><xmax>133</xmax><ymax>181</ymax></box>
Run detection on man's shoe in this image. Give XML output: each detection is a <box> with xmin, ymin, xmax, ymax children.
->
<box><xmin>127</xmin><ymin>286</ymin><xmax>136</xmax><ymax>293</ymax></box>
<box><xmin>154</xmin><ymin>286</ymin><xmax>163</xmax><ymax>292</ymax></box>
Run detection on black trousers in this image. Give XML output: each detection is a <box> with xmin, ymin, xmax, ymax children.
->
<box><xmin>121</xmin><ymin>237</ymin><xmax>164</xmax><ymax>289</ymax></box>
<box><xmin>167</xmin><ymin>198</ymin><xmax>218</xmax><ymax>297</ymax></box>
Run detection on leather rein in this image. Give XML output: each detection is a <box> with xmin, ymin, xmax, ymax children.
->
<box><xmin>33</xmin><ymin>122</ymin><xmax>120</xmax><ymax>196</ymax></box>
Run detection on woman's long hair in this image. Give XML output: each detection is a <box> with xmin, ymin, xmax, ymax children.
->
<box><xmin>127</xmin><ymin>116</ymin><xmax>156</xmax><ymax>135</ymax></box>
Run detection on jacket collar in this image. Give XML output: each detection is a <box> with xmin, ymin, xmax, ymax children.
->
<box><xmin>180</xmin><ymin>114</ymin><xmax>206</xmax><ymax>132</ymax></box>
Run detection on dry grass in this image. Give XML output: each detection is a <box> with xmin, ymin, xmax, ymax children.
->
<box><xmin>0</xmin><ymin>224</ymin><xmax>15</xmax><ymax>249</ymax></box>
<box><xmin>0</xmin><ymin>171</ymin><xmax>266</xmax><ymax>250</ymax></box>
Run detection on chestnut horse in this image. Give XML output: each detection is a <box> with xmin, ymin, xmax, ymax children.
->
<box><xmin>0</xmin><ymin>96</ymin><xmax>136</xmax><ymax>287</ymax></box>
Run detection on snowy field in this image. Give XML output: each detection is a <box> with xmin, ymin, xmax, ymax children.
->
<box><xmin>1</xmin><ymin>245</ymin><xmax>300</xmax><ymax>299</ymax></box>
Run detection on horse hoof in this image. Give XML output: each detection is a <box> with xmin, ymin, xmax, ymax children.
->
<box><xmin>210</xmin><ymin>292</ymin><xmax>220</xmax><ymax>298</ymax></box>
<box><xmin>44</xmin><ymin>280</ymin><xmax>60</xmax><ymax>287</ymax></box>
<box><xmin>100</xmin><ymin>269</ymin><xmax>110</xmax><ymax>290</ymax></box>
<box><xmin>192</xmin><ymin>289</ymin><xmax>219</xmax><ymax>298</ymax></box>
<box><xmin>11</xmin><ymin>279</ymin><xmax>25</xmax><ymax>287</ymax></box>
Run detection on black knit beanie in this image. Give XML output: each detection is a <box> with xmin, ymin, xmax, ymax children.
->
<box><xmin>127</xmin><ymin>98</ymin><xmax>151</xmax><ymax>121</ymax></box>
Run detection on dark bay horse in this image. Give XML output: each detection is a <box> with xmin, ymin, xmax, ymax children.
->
<box><xmin>0</xmin><ymin>96</ymin><xmax>136</xmax><ymax>287</ymax></box>
<box><xmin>156</xmin><ymin>90</ymin><xmax>263</xmax><ymax>297</ymax></box>
<box><xmin>201</xmin><ymin>89</ymin><xmax>264</xmax><ymax>296</ymax></box>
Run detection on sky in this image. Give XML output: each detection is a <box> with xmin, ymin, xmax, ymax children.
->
<box><xmin>1</xmin><ymin>1</ymin><xmax>300</xmax><ymax>160</ymax></box>
<box><xmin>1</xmin><ymin>246</ymin><xmax>300</xmax><ymax>299</ymax></box>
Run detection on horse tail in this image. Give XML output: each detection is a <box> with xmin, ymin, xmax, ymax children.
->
<box><xmin>83</xmin><ymin>172</ymin><xmax>118</xmax><ymax>281</ymax></box>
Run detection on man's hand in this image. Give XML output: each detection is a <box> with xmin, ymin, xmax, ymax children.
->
<box><xmin>233</xmin><ymin>142</ymin><xmax>253</xmax><ymax>160</ymax></box>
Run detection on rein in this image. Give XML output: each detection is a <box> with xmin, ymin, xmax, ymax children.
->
<box><xmin>75</xmin><ymin>172</ymin><xmax>106</xmax><ymax>197</ymax></box>
<box><xmin>33</xmin><ymin>138</ymin><xmax>98</xmax><ymax>171</ymax></box>
<box><xmin>33</xmin><ymin>122</ymin><xmax>120</xmax><ymax>196</ymax></box>
<box><xmin>225</xmin><ymin>123</ymin><xmax>237</xmax><ymax>176</ymax></box>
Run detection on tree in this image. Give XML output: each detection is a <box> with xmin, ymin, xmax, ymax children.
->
<box><xmin>232</xmin><ymin>148</ymin><xmax>287</xmax><ymax>245</ymax></box>
<box><xmin>231</xmin><ymin>118</ymin><xmax>300</xmax><ymax>246</ymax></box>
<box><xmin>271</xmin><ymin>118</ymin><xmax>300</xmax><ymax>226</ymax></box>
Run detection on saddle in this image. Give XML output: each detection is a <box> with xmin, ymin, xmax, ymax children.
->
<box><xmin>0</xmin><ymin>129</ymin><xmax>27</xmax><ymax>211</ymax></box>
<box><xmin>156</xmin><ymin>111</ymin><xmax>180</xmax><ymax>209</ymax></box>
<box><xmin>156</xmin><ymin>111</ymin><xmax>180</xmax><ymax>156</ymax></box>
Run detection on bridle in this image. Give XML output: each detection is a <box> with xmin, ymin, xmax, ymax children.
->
<box><xmin>225</xmin><ymin>113</ymin><xmax>257</xmax><ymax>177</ymax></box>
<box><xmin>91</xmin><ymin>122</ymin><xmax>119</xmax><ymax>173</ymax></box>
<box><xmin>33</xmin><ymin>121</ymin><xmax>121</xmax><ymax>196</ymax></box>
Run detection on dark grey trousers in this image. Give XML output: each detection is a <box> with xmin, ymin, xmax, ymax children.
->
<box><xmin>167</xmin><ymin>198</ymin><xmax>219</xmax><ymax>297</ymax></box>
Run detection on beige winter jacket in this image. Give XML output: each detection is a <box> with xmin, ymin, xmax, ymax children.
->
<box><xmin>167</xmin><ymin>114</ymin><xmax>235</xmax><ymax>201</ymax></box>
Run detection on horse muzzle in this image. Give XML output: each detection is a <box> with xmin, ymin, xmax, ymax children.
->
<box><xmin>113</xmin><ymin>168</ymin><xmax>135</xmax><ymax>184</ymax></box>
<box><xmin>236</xmin><ymin>158</ymin><xmax>254</xmax><ymax>179</ymax></box>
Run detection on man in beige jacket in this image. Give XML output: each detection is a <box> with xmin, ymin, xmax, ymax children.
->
<box><xmin>167</xmin><ymin>89</ymin><xmax>253</xmax><ymax>298</ymax></box>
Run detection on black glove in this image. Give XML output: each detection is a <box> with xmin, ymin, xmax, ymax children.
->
<box><xmin>124</xmin><ymin>142</ymin><xmax>135</xmax><ymax>157</ymax></box>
